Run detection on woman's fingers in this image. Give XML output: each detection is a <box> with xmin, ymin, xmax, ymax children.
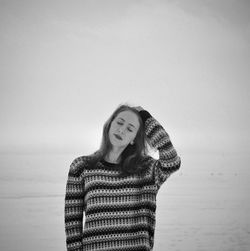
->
<box><xmin>134</xmin><ymin>106</ymin><xmax>144</xmax><ymax>112</ymax></box>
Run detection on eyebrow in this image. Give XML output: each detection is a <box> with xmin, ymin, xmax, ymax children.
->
<box><xmin>117</xmin><ymin>117</ymin><xmax>136</xmax><ymax>128</ymax></box>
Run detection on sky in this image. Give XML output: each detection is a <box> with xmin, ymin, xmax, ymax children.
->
<box><xmin>0</xmin><ymin>0</ymin><xmax>249</xmax><ymax>155</ymax></box>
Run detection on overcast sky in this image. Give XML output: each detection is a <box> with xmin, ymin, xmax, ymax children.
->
<box><xmin>0</xmin><ymin>0</ymin><xmax>249</xmax><ymax>155</ymax></box>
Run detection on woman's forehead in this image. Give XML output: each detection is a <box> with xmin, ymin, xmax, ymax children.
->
<box><xmin>116</xmin><ymin>111</ymin><xmax>140</xmax><ymax>127</ymax></box>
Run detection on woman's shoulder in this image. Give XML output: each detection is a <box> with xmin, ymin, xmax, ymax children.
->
<box><xmin>69</xmin><ymin>151</ymin><xmax>100</xmax><ymax>174</ymax></box>
<box><xmin>141</xmin><ymin>154</ymin><xmax>156</xmax><ymax>165</ymax></box>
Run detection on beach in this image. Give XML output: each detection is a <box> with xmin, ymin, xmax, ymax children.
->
<box><xmin>0</xmin><ymin>152</ymin><xmax>249</xmax><ymax>251</ymax></box>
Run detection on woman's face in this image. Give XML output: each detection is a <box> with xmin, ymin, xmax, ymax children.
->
<box><xmin>109</xmin><ymin>110</ymin><xmax>140</xmax><ymax>148</ymax></box>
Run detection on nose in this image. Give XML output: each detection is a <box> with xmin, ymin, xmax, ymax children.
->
<box><xmin>118</xmin><ymin>126</ymin><xmax>125</xmax><ymax>134</ymax></box>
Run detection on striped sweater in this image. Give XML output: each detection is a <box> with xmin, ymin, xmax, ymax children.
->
<box><xmin>64</xmin><ymin>110</ymin><xmax>181</xmax><ymax>251</ymax></box>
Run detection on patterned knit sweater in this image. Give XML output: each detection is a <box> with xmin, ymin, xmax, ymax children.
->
<box><xmin>65</xmin><ymin>110</ymin><xmax>181</xmax><ymax>251</ymax></box>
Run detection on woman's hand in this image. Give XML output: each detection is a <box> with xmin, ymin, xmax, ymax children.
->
<box><xmin>133</xmin><ymin>106</ymin><xmax>144</xmax><ymax>112</ymax></box>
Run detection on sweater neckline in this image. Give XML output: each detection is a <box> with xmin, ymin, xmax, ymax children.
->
<box><xmin>100</xmin><ymin>158</ymin><xmax>121</xmax><ymax>167</ymax></box>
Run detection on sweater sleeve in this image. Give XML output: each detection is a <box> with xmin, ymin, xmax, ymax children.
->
<box><xmin>64</xmin><ymin>156</ymin><xmax>85</xmax><ymax>251</ymax></box>
<box><xmin>139</xmin><ymin>110</ymin><xmax>181</xmax><ymax>189</ymax></box>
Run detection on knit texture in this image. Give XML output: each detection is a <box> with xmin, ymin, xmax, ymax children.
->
<box><xmin>65</xmin><ymin>110</ymin><xmax>181</xmax><ymax>251</ymax></box>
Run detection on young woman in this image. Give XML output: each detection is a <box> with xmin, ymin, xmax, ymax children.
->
<box><xmin>64</xmin><ymin>104</ymin><xmax>181</xmax><ymax>251</ymax></box>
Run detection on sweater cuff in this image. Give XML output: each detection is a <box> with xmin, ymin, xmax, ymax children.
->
<box><xmin>139</xmin><ymin>110</ymin><xmax>152</xmax><ymax>124</ymax></box>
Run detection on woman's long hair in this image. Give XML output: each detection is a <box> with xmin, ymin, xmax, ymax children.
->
<box><xmin>92</xmin><ymin>103</ymin><xmax>151</xmax><ymax>175</ymax></box>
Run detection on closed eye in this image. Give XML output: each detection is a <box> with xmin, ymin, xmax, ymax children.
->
<box><xmin>117</xmin><ymin>122</ymin><xmax>133</xmax><ymax>132</ymax></box>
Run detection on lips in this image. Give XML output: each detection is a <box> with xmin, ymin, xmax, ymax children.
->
<box><xmin>114</xmin><ymin>134</ymin><xmax>122</xmax><ymax>140</ymax></box>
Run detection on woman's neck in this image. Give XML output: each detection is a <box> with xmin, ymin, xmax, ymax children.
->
<box><xmin>105</xmin><ymin>148</ymin><xmax>123</xmax><ymax>163</ymax></box>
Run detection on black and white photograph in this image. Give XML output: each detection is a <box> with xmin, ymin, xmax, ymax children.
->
<box><xmin>0</xmin><ymin>1</ymin><xmax>249</xmax><ymax>250</ymax></box>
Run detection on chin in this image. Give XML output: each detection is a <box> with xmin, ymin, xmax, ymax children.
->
<box><xmin>110</xmin><ymin>139</ymin><xmax>127</xmax><ymax>148</ymax></box>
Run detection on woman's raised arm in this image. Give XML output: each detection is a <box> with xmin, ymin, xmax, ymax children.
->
<box><xmin>139</xmin><ymin>109</ymin><xmax>181</xmax><ymax>189</ymax></box>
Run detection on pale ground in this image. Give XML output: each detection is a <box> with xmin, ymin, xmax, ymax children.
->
<box><xmin>0</xmin><ymin>152</ymin><xmax>249</xmax><ymax>251</ymax></box>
